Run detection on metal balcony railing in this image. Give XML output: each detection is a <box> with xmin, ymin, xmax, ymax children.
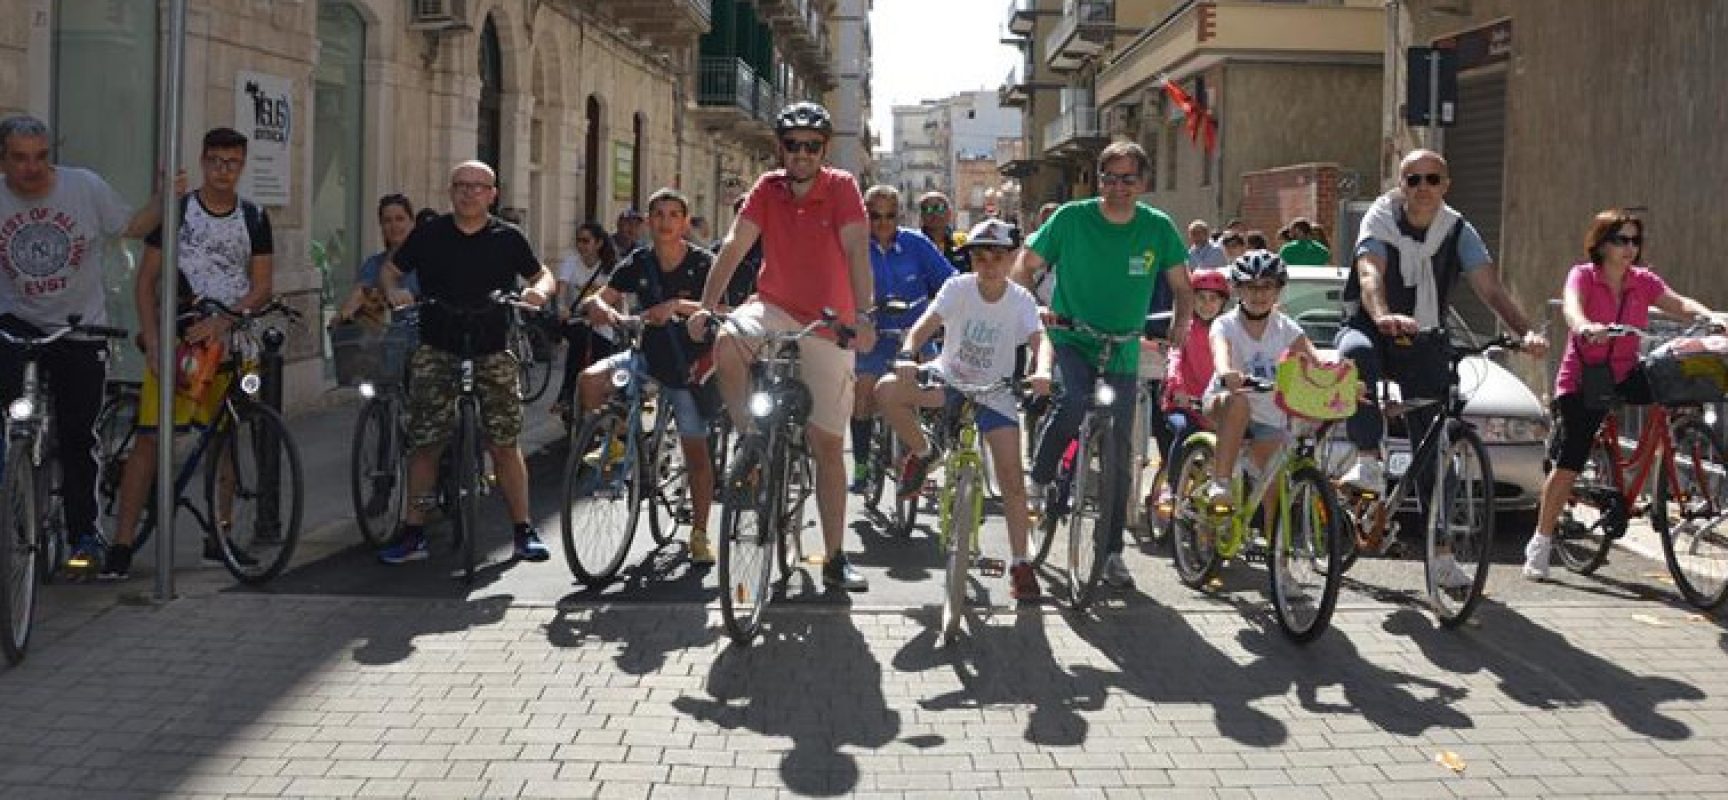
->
<box><xmin>1005</xmin><ymin>0</ymin><xmax>1038</xmax><ymax>35</ymax></box>
<box><xmin>1044</xmin><ymin>0</ymin><xmax>1114</xmax><ymax>62</ymax></box>
<box><xmin>697</xmin><ymin>57</ymin><xmax>758</xmax><ymax>116</ymax></box>
<box><xmin>1043</xmin><ymin>107</ymin><xmax>1102</xmax><ymax>150</ymax></box>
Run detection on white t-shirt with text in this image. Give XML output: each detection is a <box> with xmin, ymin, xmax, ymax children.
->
<box><xmin>1206</xmin><ymin>307</ymin><xmax>1306</xmax><ymax>427</ymax></box>
<box><xmin>929</xmin><ymin>274</ymin><xmax>1042</xmax><ymax>420</ymax></box>
<box><xmin>0</xmin><ymin>166</ymin><xmax>132</xmax><ymax>329</ymax></box>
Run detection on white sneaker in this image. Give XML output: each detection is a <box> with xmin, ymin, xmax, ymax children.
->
<box><xmin>1430</xmin><ymin>554</ymin><xmax>1475</xmax><ymax>590</ymax></box>
<box><xmin>1103</xmin><ymin>553</ymin><xmax>1134</xmax><ymax>588</ymax></box>
<box><xmin>1522</xmin><ymin>534</ymin><xmax>1553</xmax><ymax>581</ymax></box>
<box><xmin>1341</xmin><ymin>456</ymin><xmax>1386</xmax><ymax>494</ymax></box>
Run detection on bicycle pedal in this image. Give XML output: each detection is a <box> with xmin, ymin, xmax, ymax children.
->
<box><xmin>976</xmin><ymin>557</ymin><xmax>1006</xmax><ymax>577</ymax></box>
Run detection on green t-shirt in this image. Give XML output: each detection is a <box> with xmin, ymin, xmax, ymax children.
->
<box><xmin>1279</xmin><ymin>239</ymin><xmax>1332</xmax><ymax>266</ymax></box>
<box><xmin>1027</xmin><ymin>198</ymin><xmax>1186</xmax><ymax>374</ymax></box>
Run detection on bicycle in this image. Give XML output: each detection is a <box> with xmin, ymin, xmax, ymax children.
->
<box><xmin>1319</xmin><ymin>329</ymin><xmax>1520</xmax><ymax>627</ymax></box>
<box><xmin>1556</xmin><ymin>323</ymin><xmax>1728</xmax><ymax>608</ymax></box>
<box><xmin>558</xmin><ymin>317</ymin><xmax>692</xmax><ymax>586</ymax></box>
<box><xmin>1167</xmin><ymin>377</ymin><xmax>1349</xmax><ymax>643</ymax></box>
<box><xmin>1</xmin><ymin>317</ymin><xmax>129</xmax><ymax>665</ymax></box>
<box><xmin>117</xmin><ymin>298</ymin><xmax>307</xmax><ymax>585</ymax></box>
<box><xmin>918</xmin><ymin>373</ymin><xmax>1017</xmax><ymax>644</ymax></box>
<box><xmin>510</xmin><ymin>305</ymin><xmax>557</xmax><ymax>404</ymax></box>
<box><xmin>856</xmin><ymin>301</ymin><xmax>923</xmax><ymax>536</ymax></box>
<box><xmin>1031</xmin><ymin>317</ymin><xmax>1145</xmax><ymax>609</ymax></box>
<box><xmin>342</xmin><ymin>316</ymin><xmax>417</xmax><ymax>546</ymax></box>
<box><xmin>708</xmin><ymin>310</ymin><xmax>839</xmax><ymax>644</ymax></box>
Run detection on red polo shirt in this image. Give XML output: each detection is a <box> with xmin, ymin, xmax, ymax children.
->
<box><xmin>740</xmin><ymin>166</ymin><xmax>867</xmax><ymax>325</ymax></box>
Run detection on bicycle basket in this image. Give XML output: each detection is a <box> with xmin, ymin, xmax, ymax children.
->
<box><xmin>332</xmin><ymin>320</ymin><xmax>418</xmax><ymax>386</ymax></box>
<box><xmin>1644</xmin><ymin>338</ymin><xmax>1728</xmax><ymax>406</ymax></box>
<box><xmin>1274</xmin><ymin>356</ymin><xmax>1360</xmax><ymax>422</ymax></box>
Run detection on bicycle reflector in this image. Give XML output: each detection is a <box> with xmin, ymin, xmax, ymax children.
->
<box><xmin>7</xmin><ymin>397</ymin><xmax>34</xmax><ymax>422</ymax></box>
<box><xmin>748</xmin><ymin>391</ymin><xmax>775</xmax><ymax>418</ymax></box>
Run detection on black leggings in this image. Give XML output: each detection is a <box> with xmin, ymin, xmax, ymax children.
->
<box><xmin>1547</xmin><ymin>369</ymin><xmax>1652</xmax><ymax>472</ymax></box>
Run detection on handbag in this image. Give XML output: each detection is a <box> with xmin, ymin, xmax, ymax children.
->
<box><xmin>1576</xmin><ymin>290</ymin><xmax>1629</xmax><ymax>412</ymax></box>
<box><xmin>1274</xmin><ymin>355</ymin><xmax>1360</xmax><ymax>421</ymax></box>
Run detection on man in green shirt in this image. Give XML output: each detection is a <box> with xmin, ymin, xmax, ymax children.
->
<box><xmin>1012</xmin><ymin>141</ymin><xmax>1193</xmax><ymax>588</ymax></box>
<box><xmin>1278</xmin><ymin>217</ymin><xmax>1332</xmax><ymax>266</ymax></box>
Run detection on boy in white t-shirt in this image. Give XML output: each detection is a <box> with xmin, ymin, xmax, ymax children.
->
<box><xmin>1202</xmin><ymin>251</ymin><xmax>1321</xmax><ymax>507</ymax></box>
<box><xmin>875</xmin><ymin>219</ymin><xmax>1047</xmax><ymax>601</ymax></box>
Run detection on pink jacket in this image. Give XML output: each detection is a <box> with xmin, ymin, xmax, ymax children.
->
<box><xmin>1163</xmin><ymin>317</ymin><xmax>1215</xmax><ymax>411</ymax></box>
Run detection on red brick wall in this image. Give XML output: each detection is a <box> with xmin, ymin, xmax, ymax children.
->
<box><xmin>1239</xmin><ymin>163</ymin><xmax>1342</xmax><ymax>256</ymax></box>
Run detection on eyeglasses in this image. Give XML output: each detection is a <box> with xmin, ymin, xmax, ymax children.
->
<box><xmin>1604</xmin><ymin>233</ymin><xmax>1644</xmax><ymax>247</ymax></box>
<box><xmin>203</xmin><ymin>156</ymin><xmax>244</xmax><ymax>173</ymax></box>
<box><xmin>918</xmin><ymin>203</ymin><xmax>948</xmax><ymax>215</ymax></box>
<box><xmin>868</xmin><ymin>211</ymin><xmax>898</xmax><ymax>221</ymax></box>
<box><xmin>451</xmin><ymin>180</ymin><xmax>496</xmax><ymax>193</ymax></box>
<box><xmin>780</xmin><ymin>138</ymin><xmax>824</xmax><ymax>155</ymax></box>
<box><xmin>1402</xmin><ymin>172</ymin><xmax>1445</xmax><ymax>188</ymax></box>
<box><xmin>1098</xmin><ymin>171</ymin><xmax>1142</xmax><ymax>187</ymax></box>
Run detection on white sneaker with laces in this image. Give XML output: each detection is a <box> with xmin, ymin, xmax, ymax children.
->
<box><xmin>1341</xmin><ymin>456</ymin><xmax>1386</xmax><ymax>494</ymax></box>
<box><xmin>1103</xmin><ymin>553</ymin><xmax>1134</xmax><ymax>587</ymax></box>
<box><xmin>1522</xmin><ymin>533</ymin><xmax>1553</xmax><ymax>581</ymax></box>
<box><xmin>1430</xmin><ymin>554</ymin><xmax>1476</xmax><ymax>590</ymax></box>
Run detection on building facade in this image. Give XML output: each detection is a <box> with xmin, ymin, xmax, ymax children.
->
<box><xmin>887</xmin><ymin>90</ymin><xmax>1021</xmax><ymax>225</ymax></box>
<box><xmin>0</xmin><ymin>0</ymin><xmax>851</xmax><ymax>410</ymax></box>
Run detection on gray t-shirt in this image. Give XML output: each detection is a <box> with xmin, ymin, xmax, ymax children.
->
<box><xmin>0</xmin><ymin>166</ymin><xmax>132</xmax><ymax>329</ymax></box>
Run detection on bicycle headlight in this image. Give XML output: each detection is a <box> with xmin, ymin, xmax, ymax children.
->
<box><xmin>1093</xmin><ymin>383</ymin><xmax>1117</xmax><ymax>407</ymax></box>
<box><xmin>240</xmin><ymin>373</ymin><xmax>263</xmax><ymax>397</ymax></box>
<box><xmin>1708</xmin><ymin>406</ymin><xmax>1720</xmax><ymax>428</ymax></box>
<box><xmin>6</xmin><ymin>397</ymin><xmax>33</xmax><ymax>422</ymax></box>
<box><xmin>357</xmin><ymin>381</ymin><xmax>377</xmax><ymax>399</ymax></box>
<box><xmin>610</xmin><ymin>368</ymin><xmax>631</xmax><ymax>389</ymax></box>
<box><xmin>748</xmin><ymin>391</ymin><xmax>775</xmax><ymax>418</ymax></box>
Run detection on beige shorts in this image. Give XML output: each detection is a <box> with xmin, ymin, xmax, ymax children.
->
<box><xmin>725</xmin><ymin>300</ymin><xmax>855</xmax><ymax>435</ymax></box>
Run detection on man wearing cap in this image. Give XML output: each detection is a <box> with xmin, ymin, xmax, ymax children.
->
<box><xmin>917</xmin><ymin>192</ymin><xmax>970</xmax><ymax>274</ymax></box>
<box><xmin>612</xmin><ymin>208</ymin><xmax>644</xmax><ymax>257</ymax></box>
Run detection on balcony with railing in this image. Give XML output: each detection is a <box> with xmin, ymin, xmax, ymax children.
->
<box><xmin>1044</xmin><ymin>0</ymin><xmax>1115</xmax><ymax>72</ymax></box>
<box><xmin>695</xmin><ymin>57</ymin><xmax>759</xmax><ymax>128</ymax></box>
<box><xmin>1005</xmin><ymin>0</ymin><xmax>1040</xmax><ymax>36</ymax></box>
<box><xmin>1043</xmin><ymin>105</ymin><xmax>1106</xmax><ymax>156</ymax></box>
<box><xmin>999</xmin><ymin>66</ymin><xmax>1030</xmax><ymax>108</ymax></box>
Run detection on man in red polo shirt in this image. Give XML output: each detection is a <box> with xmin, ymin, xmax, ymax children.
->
<box><xmin>690</xmin><ymin>101</ymin><xmax>876</xmax><ymax>591</ymax></box>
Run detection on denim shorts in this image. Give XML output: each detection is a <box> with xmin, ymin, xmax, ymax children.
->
<box><xmin>596</xmin><ymin>351</ymin><xmax>710</xmax><ymax>438</ymax></box>
<box><xmin>946</xmin><ymin>387</ymin><xmax>1017</xmax><ymax>434</ymax></box>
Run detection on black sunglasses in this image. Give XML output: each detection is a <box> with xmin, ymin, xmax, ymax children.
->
<box><xmin>1098</xmin><ymin>171</ymin><xmax>1142</xmax><ymax>187</ymax></box>
<box><xmin>1604</xmin><ymin>233</ymin><xmax>1644</xmax><ymax>247</ymax></box>
<box><xmin>780</xmin><ymin>138</ymin><xmax>824</xmax><ymax>154</ymax></box>
<box><xmin>1403</xmin><ymin>172</ymin><xmax>1445</xmax><ymax>188</ymax></box>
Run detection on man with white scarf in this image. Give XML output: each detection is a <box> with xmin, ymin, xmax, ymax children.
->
<box><xmin>1336</xmin><ymin>151</ymin><xmax>1547</xmax><ymax>571</ymax></box>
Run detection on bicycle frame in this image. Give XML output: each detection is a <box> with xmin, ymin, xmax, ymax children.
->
<box><xmin>1206</xmin><ymin>433</ymin><xmax>1322</xmax><ymax>561</ymax></box>
<box><xmin>1592</xmin><ymin>404</ymin><xmax>1684</xmax><ymax>515</ymax></box>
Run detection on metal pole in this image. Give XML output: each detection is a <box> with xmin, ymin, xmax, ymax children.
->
<box><xmin>155</xmin><ymin>0</ymin><xmax>188</xmax><ymax>602</ymax></box>
<box><xmin>1426</xmin><ymin>48</ymin><xmax>1443</xmax><ymax>154</ymax></box>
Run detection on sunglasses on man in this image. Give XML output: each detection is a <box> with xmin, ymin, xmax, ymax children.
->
<box><xmin>1403</xmin><ymin>172</ymin><xmax>1445</xmax><ymax>188</ymax></box>
<box><xmin>918</xmin><ymin>203</ymin><xmax>948</xmax><ymax>215</ymax></box>
<box><xmin>780</xmin><ymin>138</ymin><xmax>824</xmax><ymax>155</ymax></box>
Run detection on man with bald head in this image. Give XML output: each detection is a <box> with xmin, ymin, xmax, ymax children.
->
<box><xmin>378</xmin><ymin>160</ymin><xmax>558</xmax><ymax>565</ymax></box>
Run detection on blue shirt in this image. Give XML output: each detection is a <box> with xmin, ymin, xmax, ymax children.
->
<box><xmin>869</xmin><ymin>229</ymin><xmax>956</xmax><ymax>332</ymax></box>
<box><xmin>358</xmin><ymin>251</ymin><xmax>421</xmax><ymax>296</ymax></box>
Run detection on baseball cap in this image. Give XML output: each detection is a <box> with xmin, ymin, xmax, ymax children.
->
<box><xmin>963</xmin><ymin>218</ymin><xmax>1018</xmax><ymax>249</ymax></box>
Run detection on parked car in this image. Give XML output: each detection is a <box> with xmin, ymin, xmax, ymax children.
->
<box><xmin>1281</xmin><ymin>265</ymin><xmax>1548</xmax><ymax>513</ymax></box>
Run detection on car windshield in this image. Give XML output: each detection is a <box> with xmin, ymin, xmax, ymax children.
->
<box><xmin>1279</xmin><ymin>270</ymin><xmax>1482</xmax><ymax>347</ymax></box>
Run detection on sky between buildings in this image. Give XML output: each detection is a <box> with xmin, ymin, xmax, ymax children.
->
<box><xmin>869</xmin><ymin>0</ymin><xmax>1021</xmax><ymax>150</ymax></box>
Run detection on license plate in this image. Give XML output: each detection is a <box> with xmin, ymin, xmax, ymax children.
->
<box><xmin>1389</xmin><ymin>452</ymin><xmax>1413</xmax><ymax>478</ymax></box>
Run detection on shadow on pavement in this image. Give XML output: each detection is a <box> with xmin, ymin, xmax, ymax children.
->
<box><xmin>544</xmin><ymin>549</ymin><xmax>719</xmax><ymax>676</ymax></box>
<box><xmin>351</xmin><ymin>593</ymin><xmax>514</xmax><ymax>665</ymax></box>
<box><xmin>672</xmin><ymin>608</ymin><xmax>902</xmax><ymax>797</ymax></box>
<box><xmin>1383</xmin><ymin>601</ymin><xmax>1703</xmax><ymax>739</ymax></box>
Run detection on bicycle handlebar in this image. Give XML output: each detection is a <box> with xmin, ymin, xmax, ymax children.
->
<box><xmin>698</xmin><ymin>307</ymin><xmax>856</xmax><ymax>349</ymax></box>
<box><xmin>193</xmin><ymin>297</ymin><xmax>303</xmax><ymax>324</ymax></box>
<box><xmin>0</xmin><ymin>316</ymin><xmax>129</xmax><ymax>347</ymax></box>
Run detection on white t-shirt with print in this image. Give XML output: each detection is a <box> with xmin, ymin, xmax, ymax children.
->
<box><xmin>1206</xmin><ymin>307</ymin><xmax>1306</xmax><ymax>427</ymax></box>
<box><xmin>0</xmin><ymin>166</ymin><xmax>133</xmax><ymax>329</ymax></box>
<box><xmin>173</xmin><ymin>194</ymin><xmax>269</xmax><ymax>305</ymax></box>
<box><xmin>929</xmin><ymin>274</ymin><xmax>1042</xmax><ymax>420</ymax></box>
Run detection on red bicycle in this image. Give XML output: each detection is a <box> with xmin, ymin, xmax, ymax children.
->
<box><xmin>1556</xmin><ymin>325</ymin><xmax>1728</xmax><ymax>608</ymax></box>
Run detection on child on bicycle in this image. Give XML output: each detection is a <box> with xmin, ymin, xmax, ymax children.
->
<box><xmin>874</xmin><ymin>219</ymin><xmax>1046</xmax><ymax>601</ymax></box>
<box><xmin>1202</xmin><ymin>251</ymin><xmax>1320</xmax><ymax>508</ymax></box>
<box><xmin>1156</xmin><ymin>268</ymin><xmax>1230</xmax><ymax>509</ymax></box>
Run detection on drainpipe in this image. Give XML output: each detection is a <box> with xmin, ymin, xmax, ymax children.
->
<box><xmin>1382</xmin><ymin>0</ymin><xmax>1401</xmax><ymax>190</ymax></box>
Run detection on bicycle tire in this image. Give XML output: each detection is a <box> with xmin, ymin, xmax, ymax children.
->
<box><xmin>454</xmin><ymin>401</ymin><xmax>485</xmax><ymax>584</ymax></box>
<box><xmin>1169</xmin><ymin>433</ymin><xmax>1221</xmax><ymax>589</ymax></box>
<box><xmin>941</xmin><ymin>466</ymin><xmax>980</xmax><ymax>643</ymax></box>
<box><xmin>862</xmin><ymin>418</ymin><xmax>889</xmax><ymax>510</ymax></box>
<box><xmin>517</xmin><ymin>330</ymin><xmax>554</xmax><ymax>404</ymax></box>
<box><xmin>1066</xmin><ymin>419</ymin><xmax>1115</xmax><ymax>609</ymax></box>
<box><xmin>2</xmin><ymin>449</ymin><xmax>38</xmax><ymax>665</ymax></box>
<box><xmin>559</xmin><ymin>411</ymin><xmax>641</xmax><ymax>585</ymax></box>
<box><xmin>776</xmin><ymin>449</ymin><xmax>814</xmax><ymax>581</ymax></box>
<box><xmin>979</xmin><ymin>439</ymin><xmax>1001</xmax><ymax>501</ymax></box>
<box><xmin>1270</xmin><ymin>466</ymin><xmax>1347</xmax><ymax>644</ymax></box>
<box><xmin>1654</xmin><ymin>419</ymin><xmax>1728</xmax><ymax>609</ymax></box>
<box><xmin>206</xmin><ymin>402</ymin><xmax>305</xmax><ymax>584</ymax></box>
<box><xmin>1555</xmin><ymin>437</ymin><xmax>1619</xmax><ymax>575</ymax></box>
<box><xmin>34</xmin><ymin>453</ymin><xmax>64</xmax><ymax>584</ymax></box>
<box><xmin>93</xmin><ymin>388</ymin><xmax>139</xmax><ymax>521</ymax></box>
<box><xmin>1427</xmin><ymin>424</ymin><xmax>1495</xmax><ymax>627</ymax></box>
<box><xmin>349</xmin><ymin>395</ymin><xmax>405</xmax><ymax>547</ymax></box>
<box><xmin>1029</xmin><ymin>473</ymin><xmax>1060</xmax><ymax>568</ymax></box>
<box><xmin>645</xmin><ymin>411</ymin><xmax>684</xmax><ymax>547</ymax></box>
<box><xmin>719</xmin><ymin>435</ymin><xmax>778</xmax><ymax>644</ymax></box>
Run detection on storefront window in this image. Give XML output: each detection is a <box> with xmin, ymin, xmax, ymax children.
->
<box><xmin>313</xmin><ymin>2</ymin><xmax>366</xmax><ymax>342</ymax></box>
<box><xmin>53</xmin><ymin>2</ymin><xmax>158</xmax><ymax>379</ymax></box>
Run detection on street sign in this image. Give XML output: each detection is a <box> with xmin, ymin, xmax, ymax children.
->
<box><xmin>1405</xmin><ymin>46</ymin><xmax>1458</xmax><ymax>127</ymax></box>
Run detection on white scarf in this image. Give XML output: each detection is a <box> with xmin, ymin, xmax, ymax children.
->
<box><xmin>1356</xmin><ymin>190</ymin><xmax>1461</xmax><ymax>328</ymax></box>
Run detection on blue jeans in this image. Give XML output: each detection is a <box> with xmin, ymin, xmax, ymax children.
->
<box><xmin>1335</xmin><ymin>326</ymin><xmax>1448</xmax><ymax>452</ymax></box>
<box><xmin>1032</xmin><ymin>343</ymin><xmax>1138</xmax><ymax>554</ymax></box>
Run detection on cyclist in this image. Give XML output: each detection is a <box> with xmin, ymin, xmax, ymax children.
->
<box><xmin>105</xmin><ymin>127</ymin><xmax>274</xmax><ymax>580</ymax></box>
<box><xmin>917</xmin><ymin>192</ymin><xmax>969</xmax><ymax>274</ymax></box>
<box><xmin>550</xmin><ymin>221</ymin><xmax>620</xmax><ymax>420</ymax></box>
<box><xmin>573</xmin><ymin>188</ymin><xmax>721</xmax><ymax>564</ymax></box>
<box><xmin>1522</xmin><ymin>209</ymin><xmax>1725</xmax><ymax>581</ymax></box>
<box><xmin>850</xmin><ymin>184</ymin><xmax>955</xmax><ymax>494</ymax></box>
<box><xmin>0</xmin><ymin>114</ymin><xmax>174</xmax><ymax>573</ymax></box>
<box><xmin>376</xmin><ymin>160</ymin><xmax>557</xmax><ymax>564</ymax></box>
<box><xmin>1202</xmin><ymin>252</ymin><xmax>1320</xmax><ymax>512</ymax></box>
<box><xmin>1335</xmin><ymin>149</ymin><xmax>1546</xmax><ymax>587</ymax></box>
<box><xmin>875</xmin><ymin>219</ymin><xmax>1045</xmax><ymax>600</ymax></box>
<box><xmin>1011</xmin><ymin>141</ymin><xmax>1194</xmax><ymax>589</ymax></box>
<box><xmin>685</xmin><ymin>101</ymin><xmax>878</xmax><ymax>591</ymax></box>
<box><xmin>335</xmin><ymin>194</ymin><xmax>419</xmax><ymax>325</ymax></box>
<box><xmin>1155</xmin><ymin>267</ymin><xmax>1230</xmax><ymax>510</ymax></box>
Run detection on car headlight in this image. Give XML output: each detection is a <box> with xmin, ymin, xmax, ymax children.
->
<box><xmin>1093</xmin><ymin>383</ymin><xmax>1117</xmax><ymax>407</ymax></box>
<box><xmin>6</xmin><ymin>397</ymin><xmax>33</xmax><ymax>422</ymax></box>
<box><xmin>1470</xmin><ymin>416</ymin><xmax>1549</xmax><ymax>444</ymax></box>
<box><xmin>357</xmin><ymin>381</ymin><xmax>377</xmax><ymax>399</ymax></box>
<box><xmin>748</xmin><ymin>392</ymin><xmax>775</xmax><ymax>418</ymax></box>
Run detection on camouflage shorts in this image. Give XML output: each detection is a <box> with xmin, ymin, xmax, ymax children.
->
<box><xmin>406</xmin><ymin>345</ymin><xmax>522</xmax><ymax>450</ymax></box>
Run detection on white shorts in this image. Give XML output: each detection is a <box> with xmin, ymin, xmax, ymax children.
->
<box><xmin>725</xmin><ymin>300</ymin><xmax>856</xmax><ymax>436</ymax></box>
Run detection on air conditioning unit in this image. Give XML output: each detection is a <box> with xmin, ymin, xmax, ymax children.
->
<box><xmin>1105</xmin><ymin>104</ymin><xmax>1139</xmax><ymax>137</ymax></box>
<box><xmin>409</xmin><ymin>0</ymin><xmax>468</xmax><ymax>32</ymax></box>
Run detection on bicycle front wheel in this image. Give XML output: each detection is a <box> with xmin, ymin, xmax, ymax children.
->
<box><xmin>1270</xmin><ymin>466</ymin><xmax>1347</xmax><ymax>643</ymax></box>
<box><xmin>1654</xmin><ymin>419</ymin><xmax>1728</xmax><ymax>609</ymax></box>
<box><xmin>1066</xmin><ymin>420</ymin><xmax>1117</xmax><ymax>609</ymax></box>
<box><xmin>517</xmin><ymin>330</ymin><xmax>554</xmax><ymax>404</ymax></box>
<box><xmin>862</xmin><ymin>418</ymin><xmax>889</xmax><ymax>510</ymax></box>
<box><xmin>1169</xmin><ymin>433</ymin><xmax>1222</xmax><ymax>588</ymax></box>
<box><xmin>453</xmin><ymin>401</ymin><xmax>486</xmax><ymax>584</ymax></box>
<box><xmin>1426</xmin><ymin>424</ymin><xmax>1495</xmax><ymax>627</ymax></box>
<box><xmin>941</xmin><ymin>466</ymin><xmax>981</xmax><ymax>643</ymax></box>
<box><xmin>559</xmin><ymin>411</ymin><xmax>642</xmax><ymax>585</ymax></box>
<box><xmin>349</xmin><ymin>395</ymin><xmax>406</xmax><ymax>547</ymax></box>
<box><xmin>2</xmin><ymin>449</ymin><xmax>38</xmax><ymax>665</ymax></box>
<box><xmin>1555</xmin><ymin>437</ymin><xmax>1619</xmax><ymax>575</ymax></box>
<box><xmin>94</xmin><ymin>386</ymin><xmax>139</xmax><ymax>520</ymax></box>
<box><xmin>644</xmin><ymin>412</ymin><xmax>686</xmax><ymax>547</ymax></box>
<box><xmin>205</xmin><ymin>403</ymin><xmax>305</xmax><ymax>584</ymax></box>
<box><xmin>719</xmin><ymin>438</ymin><xmax>779</xmax><ymax>644</ymax></box>
<box><xmin>776</xmin><ymin>449</ymin><xmax>814</xmax><ymax>581</ymax></box>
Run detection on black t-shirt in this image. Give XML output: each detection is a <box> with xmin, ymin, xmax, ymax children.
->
<box><xmin>394</xmin><ymin>214</ymin><xmax>541</xmax><ymax>355</ymax></box>
<box><xmin>608</xmin><ymin>245</ymin><xmax>714</xmax><ymax>388</ymax></box>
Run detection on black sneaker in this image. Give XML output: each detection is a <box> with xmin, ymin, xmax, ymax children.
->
<box><xmin>822</xmin><ymin>554</ymin><xmax>869</xmax><ymax>592</ymax></box>
<box><xmin>98</xmin><ymin>543</ymin><xmax>134</xmax><ymax>581</ymax></box>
